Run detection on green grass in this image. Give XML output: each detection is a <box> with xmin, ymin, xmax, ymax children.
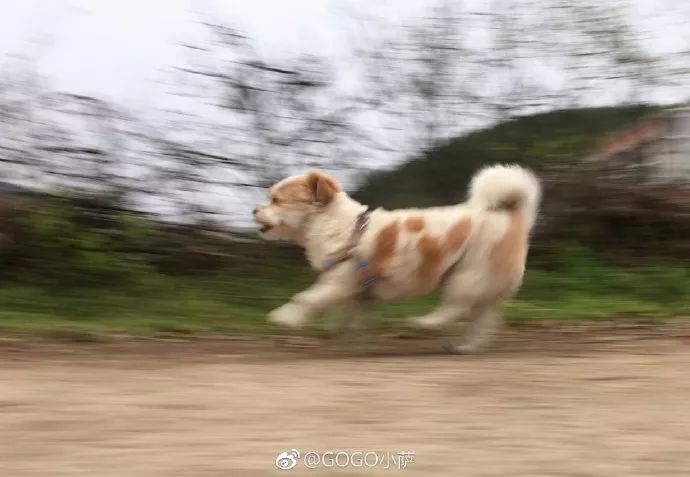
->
<box><xmin>0</xmin><ymin>249</ymin><xmax>687</xmax><ymax>338</ymax></box>
<box><xmin>0</xmin><ymin>270</ymin><xmax>311</xmax><ymax>335</ymax></box>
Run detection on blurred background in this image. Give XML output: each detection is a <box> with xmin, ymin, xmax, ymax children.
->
<box><xmin>0</xmin><ymin>0</ymin><xmax>689</xmax><ymax>336</ymax></box>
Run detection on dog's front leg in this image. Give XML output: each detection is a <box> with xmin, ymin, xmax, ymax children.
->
<box><xmin>328</xmin><ymin>298</ymin><xmax>371</xmax><ymax>335</ymax></box>
<box><xmin>267</xmin><ymin>273</ymin><xmax>357</xmax><ymax>328</ymax></box>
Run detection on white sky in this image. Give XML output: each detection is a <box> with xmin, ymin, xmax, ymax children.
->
<box><xmin>0</xmin><ymin>0</ymin><xmax>688</xmax><ymax>224</ymax></box>
<box><xmin>0</xmin><ymin>1</ymin><xmax>431</xmax><ymax>113</ymax></box>
<box><xmin>2</xmin><ymin>0</ymin><xmax>686</xmax><ymax>110</ymax></box>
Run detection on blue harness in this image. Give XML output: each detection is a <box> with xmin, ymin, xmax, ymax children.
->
<box><xmin>320</xmin><ymin>207</ymin><xmax>376</xmax><ymax>290</ymax></box>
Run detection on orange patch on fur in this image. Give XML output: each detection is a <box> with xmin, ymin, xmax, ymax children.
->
<box><xmin>271</xmin><ymin>176</ymin><xmax>314</xmax><ymax>209</ymax></box>
<box><xmin>404</xmin><ymin>217</ymin><xmax>426</xmax><ymax>232</ymax></box>
<box><xmin>414</xmin><ymin>217</ymin><xmax>471</xmax><ymax>283</ymax></box>
<box><xmin>269</xmin><ymin>171</ymin><xmax>341</xmax><ymax>209</ymax></box>
<box><xmin>417</xmin><ymin>234</ymin><xmax>443</xmax><ymax>283</ymax></box>
<box><xmin>490</xmin><ymin>212</ymin><xmax>526</xmax><ymax>276</ymax></box>
<box><xmin>443</xmin><ymin>217</ymin><xmax>472</xmax><ymax>252</ymax></box>
<box><xmin>363</xmin><ymin>221</ymin><xmax>400</xmax><ymax>278</ymax></box>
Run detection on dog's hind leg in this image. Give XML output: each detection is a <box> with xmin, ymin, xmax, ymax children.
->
<box><xmin>408</xmin><ymin>302</ymin><xmax>469</xmax><ymax>329</ymax></box>
<box><xmin>443</xmin><ymin>305</ymin><xmax>502</xmax><ymax>354</ymax></box>
<box><xmin>408</xmin><ymin>263</ymin><xmax>504</xmax><ymax>352</ymax></box>
<box><xmin>409</xmin><ymin>265</ymin><xmax>481</xmax><ymax>330</ymax></box>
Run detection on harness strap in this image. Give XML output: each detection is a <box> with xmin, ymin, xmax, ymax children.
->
<box><xmin>320</xmin><ymin>207</ymin><xmax>371</xmax><ymax>273</ymax></box>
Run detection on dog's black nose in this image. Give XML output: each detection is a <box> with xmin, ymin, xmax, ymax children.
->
<box><xmin>252</xmin><ymin>207</ymin><xmax>258</xmax><ymax>215</ymax></box>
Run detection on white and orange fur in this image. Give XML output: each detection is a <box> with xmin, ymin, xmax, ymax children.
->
<box><xmin>254</xmin><ymin>165</ymin><xmax>541</xmax><ymax>353</ymax></box>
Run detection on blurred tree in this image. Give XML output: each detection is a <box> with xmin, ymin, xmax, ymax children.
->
<box><xmin>350</xmin><ymin>0</ymin><xmax>685</xmax><ymax>160</ymax></box>
<box><xmin>0</xmin><ymin>59</ymin><xmax>261</xmax><ymax>222</ymax></box>
<box><xmin>1</xmin><ymin>1</ymin><xmax>687</xmax><ymax>225</ymax></box>
<box><xmin>173</xmin><ymin>23</ymin><xmax>364</xmax><ymax>189</ymax></box>
<box><xmin>544</xmin><ymin>0</ymin><xmax>666</xmax><ymax>106</ymax></box>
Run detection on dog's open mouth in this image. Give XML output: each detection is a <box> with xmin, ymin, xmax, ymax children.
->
<box><xmin>259</xmin><ymin>224</ymin><xmax>273</xmax><ymax>233</ymax></box>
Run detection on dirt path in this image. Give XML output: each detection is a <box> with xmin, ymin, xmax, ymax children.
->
<box><xmin>2</xmin><ymin>323</ymin><xmax>690</xmax><ymax>476</ymax></box>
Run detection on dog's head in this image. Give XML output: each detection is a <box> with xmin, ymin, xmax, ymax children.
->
<box><xmin>254</xmin><ymin>171</ymin><xmax>341</xmax><ymax>241</ymax></box>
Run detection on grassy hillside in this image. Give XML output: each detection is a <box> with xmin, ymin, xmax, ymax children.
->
<box><xmin>355</xmin><ymin>105</ymin><xmax>658</xmax><ymax>208</ymax></box>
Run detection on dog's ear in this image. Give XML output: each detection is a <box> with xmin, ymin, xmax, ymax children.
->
<box><xmin>307</xmin><ymin>171</ymin><xmax>340</xmax><ymax>205</ymax></box>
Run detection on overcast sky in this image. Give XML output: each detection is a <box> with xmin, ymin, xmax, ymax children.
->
<box><xmin>1</xmin><ymin>0</ymin><xmax>688</xmax><ymax>225</ymax></box>
<box><xmin>0</xmin><ymin>1</ymin><xmax>431</xmax><ymax>115</ymax></box>
<box><xmin>2</xmin><ymin>0</ymin><xmax>687</xmax><ymax>111</ymax></box>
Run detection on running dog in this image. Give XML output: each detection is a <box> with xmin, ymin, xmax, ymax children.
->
<box><xmin>254</xmin><ymin>165</ymin><xmax>540</xmax><ymax>352</ymax></box>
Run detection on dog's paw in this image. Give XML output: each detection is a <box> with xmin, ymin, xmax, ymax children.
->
<box><xmin>442</xmin><ymin>342</ymin><xmax>481</xmax><ymax>355</ymax></box>
<box><xmin>267</xmin><ymin>303</ymin><xmax>307</xmax><ymax>328</ymax></box>
<box><xmin>409</xmin><ymin>314</ymin><xmax>448</xmax><ymax>330</ymax></box>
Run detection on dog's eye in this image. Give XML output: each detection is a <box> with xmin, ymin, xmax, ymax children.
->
<box><xmin>271</xmin><ymin>197</ymin><xmax>281</xmax><ymax>205</ymax></box>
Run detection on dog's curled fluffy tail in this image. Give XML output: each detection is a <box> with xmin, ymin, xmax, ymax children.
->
<box><xmin>468</xmin><ymin>164</ymin><xmax>541</xmax><ymax>229</ymax></box>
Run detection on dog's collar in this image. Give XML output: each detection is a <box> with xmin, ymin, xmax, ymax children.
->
<box><xmin>320</xmin><ymin>207</ymin><xmax>371</xmax><ymax>273</ymax></box>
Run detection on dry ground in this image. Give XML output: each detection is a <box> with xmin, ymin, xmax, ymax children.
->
<box><xmin>2</xmin><ymin>322</ymin><xmax>690</xmax><ymax>476</ymax></box>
